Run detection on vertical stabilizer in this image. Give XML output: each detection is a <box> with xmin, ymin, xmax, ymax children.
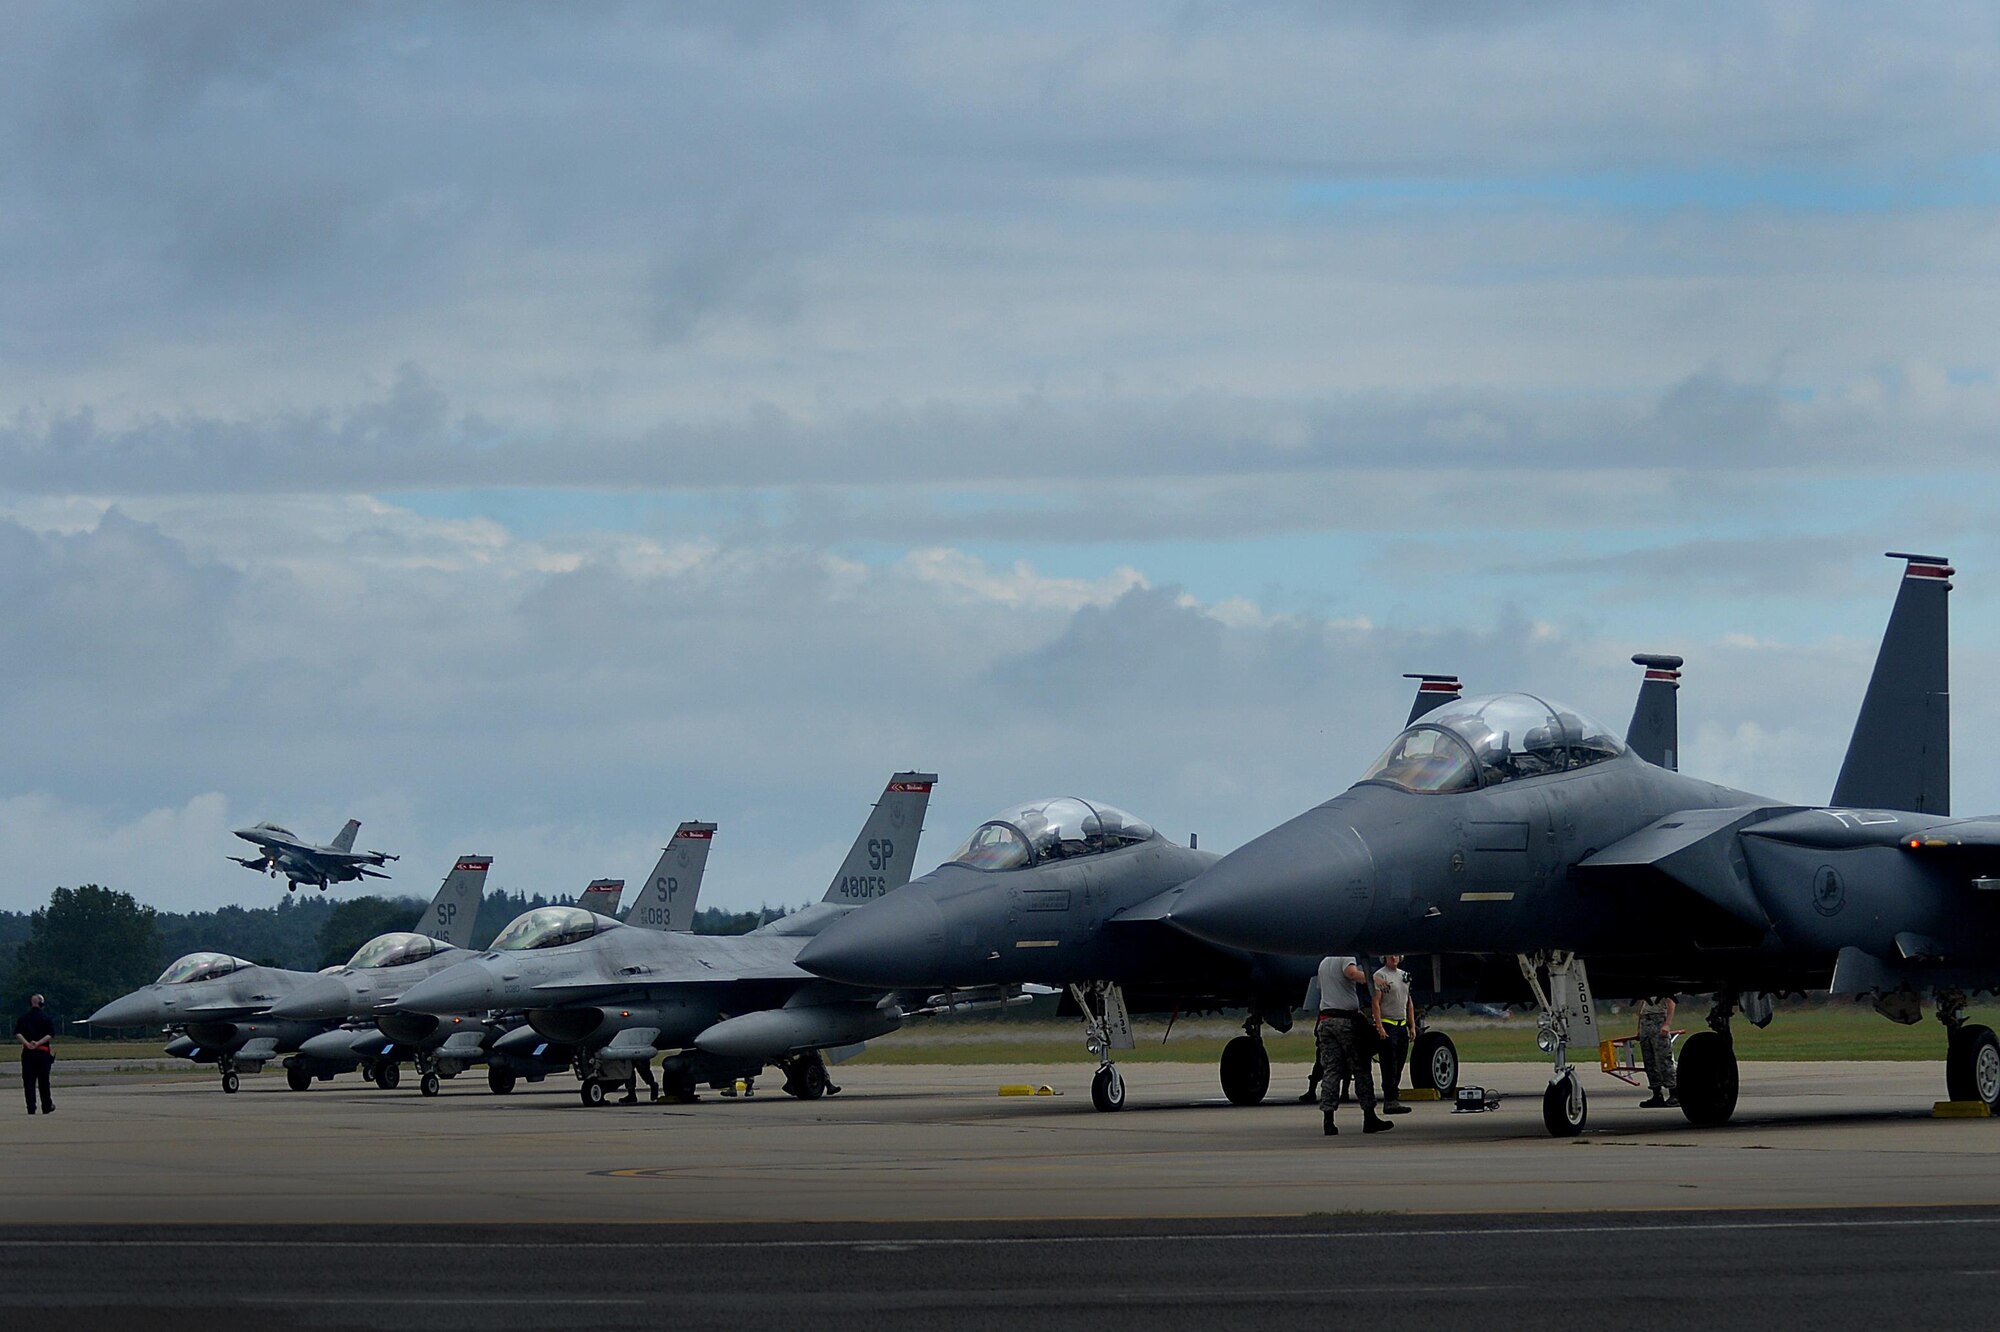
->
<box><xmin>1832</xmin><ymin>552</ymin><xmax>1952</xmax><ymax>814</ymax></box>
<box><xmin>1403</xmin><ymin>674</ymin><xmax>1462</xmax><ymax>724</ymax></box>
<box><xmin>625</xmin><ymin>821</ymin><xmax>717</xmax><ymax>931</ymax></box>
<box><xmin>419</xmin><ymin>856</ymin><xmax>490</xmax><ymax>946</ymax></box>
<box><xmin>1626</xmin><ymin>654</ymin><xmax>1683</xmax><ymax>769</ymax></box>
<box><xmin>330</xmin><ymin>818</ymin><xmax>362</xmax><ymax>852</ymax></box>
<box><xmin>579</xmin><ymin>879</ymin><xmax>625</xmax><ymax>917</ymax></box>
<box><xmin>821</xmin><ymin>772</ymin><xmax>937</xmax><ymax>905</ymax></box>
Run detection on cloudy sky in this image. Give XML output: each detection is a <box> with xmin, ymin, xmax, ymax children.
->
<box><xmin>3</xmin><ymin>2</ymin><xmax>1999</xmax><ymax>916</ymax></box>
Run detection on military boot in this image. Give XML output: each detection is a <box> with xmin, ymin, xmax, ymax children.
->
<box><xmin>1363</xmin><ymin>1110</ymin><xmax>1394</xmax><ymax>1134</ymax></box>
<box><xmin>1638</xmin><ymin>1091</ymin><xmax>1668</xmax><ymax>1108</ymax></box>
<box><xmin>1322</xmin><ymin>1110</ymin><xmax>1338</xmax><ymax>1136</ymax></box>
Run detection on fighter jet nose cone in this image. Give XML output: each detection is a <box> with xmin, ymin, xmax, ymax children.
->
<box><xmin>396</xmin><ymin>962</ymin><xmax>499</xmax><ymax>1014</ymax></box>
<box><xmin>87</xmin><ymin>992</ymin><xmax>154</xmax><ymax>1028</ymax></box>
<box><xmin>796</xmin><ymin>894</ymin><xmax>948</xmax><ymax>989</ymax></box>
<box><xmin>267</xmin><ymin>975</ymin><xmax>352</xmax><ymax>1021</ymax></box>
<box><xmin>1169</xmin><ymin>808</ymin><xmax>1377</xmax><ymax>956</ymax></box>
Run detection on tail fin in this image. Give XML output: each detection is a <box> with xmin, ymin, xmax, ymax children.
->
<box><xmin>1626</xmin><ymin>654</ymin><xmax>1683</xmax><ymax>770</ymax></box>
<box><xmin>625</xmin><ymin>821</ymin><xmax>717</xmax><ymax>932</ymax></box>
<box><xmin>1403</xmin><ymin>674</ymin><xmax>1461</xmax><ymax>725</ymax></box>
<box><xmin>821</xmin><ymin>772</ymin><xmax>937</xmax><ymax>905</ymax></box>
<box><xmin>329</xmin><ymin>819</ymin><xmax>362</xmax><ymax>852</ymax></box>
<box><xmin>419</xmin><ymin>856</ymin><xmax>490</xmax><ymax>946</ymax></box>
<box><xmin>1832</xmin><ymin>552</ymin><xmax>1952</xmax><ymax>814</ymax></box>
<box><xmin>578</xmin><ymin>879</ymin><xmax>625</xmax><ymax>917</ymax></box>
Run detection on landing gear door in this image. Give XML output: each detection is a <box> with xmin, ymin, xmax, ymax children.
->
<box><xmin>1548</xmin><ymin>954</ymin><xmax>1600</xmax><ymax>1052</ymax></box>
<box><xmin>1101</xmin><ymin>982</ymin><xmax>1136</xmax><ymax>1052</ymax></box>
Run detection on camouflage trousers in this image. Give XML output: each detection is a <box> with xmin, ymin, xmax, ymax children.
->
<box><xmin>1639</xmin><ymin>1014</ymin><xmax>1676</xmax><ymax>1090</ymax></box>
<box><xmin>1316</xmin><ymin>1014</ymin><xmax>1377</xmax><ymax>1115</ymax></box>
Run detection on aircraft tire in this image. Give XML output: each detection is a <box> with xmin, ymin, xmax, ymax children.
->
<box><xmin>420</xmin><ymin>1071</ymin><xmax>441</xmax><ymax>1098</ymax></box>
<box><xmin>787</xmin><ymin>1058</ymin><xmax>830</xmax><ymax>1100</ymax></box>
<box><xmin>359</xmin><ymin>1063</ymin><xmax>377</xmax><ymax>1085</ymax></box>
<box><xmin>375</xmin><ymin>1062</ymin><xmax>402</xmax><ymax>1091</ymax></box>
<box><xmin>1541</xmin><ymin>1070</ymin><xmax>1586</xmax><ymax>1136</ymax></box>
<box><xmin>1219</xmin><ymin>1035</ymin><xmax>1271</xmax><ymax>1106</ymax></box>
<box><xmin>581</xmin><ymin>1079</ymin><xmax>607</xmax><ymax>1108</ymax></box>
<box><xmin>222</xmin><ymin>1071</ymin><xmax>240</xmax><ymax>1094</ymax></box>
<box><xmin>1676</xmin><ymin>1031</ymin><xmax>1739</xmax><ymax>1127</ymax></box>
<box><xmin>1090</xmin><ymin>1064</ymin><xmax>1127</xmax><ymax>1112</ymax></box>
<box><xmin>1412</xmin><ymin>1031</ymin><xmax>1460</xmax><ymax>1095</ymax></box>
<box><xmin>487</xmin><ymin>1066</ymin><xmax>517</xmax><ymax>1095</ymax></box>
<box><xmin>285</xmin><ymin>1065</ymin><xmax>312</xmax><ymax>1092</ymax></box>
<box><xmin>662</xmin><ymin>1063</ymin><xmax>699</xmax><ymax>1103</ymax></box>
<box><xmin>1946</xmin><ymin>1024</ymin><xmax>2000</xmax><ymax>1108</ymax></box>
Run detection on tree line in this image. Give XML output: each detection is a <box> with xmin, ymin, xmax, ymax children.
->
<box><xmin>0</xmin><ymin>885</ymin><xmax>795</xmax><ymax>1027</ymax></box>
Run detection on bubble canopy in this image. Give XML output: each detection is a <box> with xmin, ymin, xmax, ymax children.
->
<box><xmin>345</xmin><ymin>932</ymin><xmax>442</xmax><ymax>970</ymax></box>
<box><xmin>156</xmin><ymin>953</ymin><xmax>250</xmax><ymax>985</ymax></box>
<box><xmin>1362</xmin><ymin>693</ymin><xmax>1625</xmax><ymax>794</ymax></box>
<box><xmin>490</xmin><ymin>906</ymin><xmax>613</xmax><ymax>951</ymax></box>
<box><xmin>949</xmin><ymin>798</ymin><xmax>1157</xmax><ymax>871</ymax></box>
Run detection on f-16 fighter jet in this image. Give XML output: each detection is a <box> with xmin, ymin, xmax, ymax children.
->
<box><xmin>1164</xmin><ymin>553</ymin><xmax>1994</xmax><ymax>1135</ymax></box>
<box><xmin>395</xmin><ymin>775</ymin><xmax>934</xmax><ymax>1105</ymax></box>
<box><xmin>279</xmin><ymin>824</ymin><xmax>721</xmax><ymax>1096</ymax></box>
<box><xmin>230</xmin><ymin>818</ymin><xmax>397</xmax><ymax>891</ymax></box>
<box><xmin>90</xmin><ymin>852</ymin><xmax>489</xmax><ymax>1092</ymax></box>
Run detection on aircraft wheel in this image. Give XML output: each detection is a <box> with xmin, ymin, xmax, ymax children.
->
<box><xmin>1218</xmin><ymin>1035</ymin><xmax>1271</xmax><ymax>1106</ymax></box>
<box><xmin>375</xmin><ymin>1062</ymin><xmax>402</xmax><ymax>1091</ymax></box>
<box><xmin>1946</xmin><ymin>1024</ymin><xmax>2000</xmax><ymax>1108</ymax></box>
<box><xmin>1541</xmin><ymin>1070</ymin><xmax>1586</xmax><ymax>1137</ymax></box>
<box><xmin>359</xmin><ymin>1063</ymin><xmax>377</xmax><ymax>1085</ymax></box>
<box><xmin>487</xmin><ymin>1066</ymin><xmax>517</xmax><ymax>1095</ymax></box>
<box><xmin>662</xmin><ymin>1064</ymin><xmax>699</xmax><ymax>1103</ymax></box>
<box><xmin>581</xmin><ymin>1079</ymin><xmax>607</xmax><ymax>1108</ymax></box>
<box><xmin>420</xmin><ymin>1071</ymin><xmax>441</xmax><ymax>1098</ymax></box>
<box><xmin>1676</xmin><ymin>1031</ymin><xmax>1739</xmax><ymax>1127</ymax></box>
<box><xmin>222</xmin><ymin>1071</ymin><xmax>241</xmax><ymax>1094</ymax></box>
<box><xmin>787</xmin><ymin>1058</ymin><xmax>830</xmax><ymax>1101</ymax></box>
<box><xmin>1089</xmin><ymin>1064</ymin><xmax>1126</xmax><ymax>1112</ymax></box>
<box><xmin>1412</xmin><ymin>1031</ymin><xmax>1460</xmax><ymax>1095</ymax></box>
<box><xmin>285</xmin><ymin>1065</ymin><xmax>312</xmax><ymax>1092</ymax></box>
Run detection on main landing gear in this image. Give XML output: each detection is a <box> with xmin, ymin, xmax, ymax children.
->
<box><xmin>487</xmin><ymin>1065</ymin><xmax>517</xmax><ymax>1095</ymax></box>
<box><xmin>1069</xmin><ymin>982</ymin><xmax>1133</xmax><ymax>1112</ymax></box>
<box><xmin>1410</xmin><ymin>1027</ymin><xmax>1460</xmax><ymax>1096</ymax></box>
<box><xmin>781</xmin><ymin>1051</ymin><xmax>837</xmax><ymax>1100</ymax></box>
<box><xmin>1219</xmin><ymin>1016</ymin><xmax>1272</xmax><ymax>1106</ymax></box>
<box><xmin>1938</xmin><ymin>990</ymin><xmax>2000</xmax><ymax>1112</ymax></box>
<box><xmin>1677</xmin><ymin>994</ymin><xmax>1742</xmax><ymax>1128</ymax></box>
<box><xmin>219</xmin><ymin>1056</ymin><xmax>241</xmax><ymax>1095</ymax></box>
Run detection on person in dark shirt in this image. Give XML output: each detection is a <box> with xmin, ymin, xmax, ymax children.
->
<box><xmin>15</xmin><ymin>994</ymin><xmax>55</xmax><ymax>1114</ymax></box>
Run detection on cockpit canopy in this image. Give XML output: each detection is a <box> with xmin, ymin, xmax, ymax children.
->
<box><xmin>345</xmin><ymin>932</ymin><xmax>443</xmax><ymax>970</ymax></box>
<box><xmin>252</xmin><ymin>823</ymin><xmax>295</xmax><ymax>838</ymax></box>
<box><xmin>1361</xmin><ymin>692</ymin><xmax>1625</xmax><ymax>794</ymax></box>
<box><xmin>489</xmin><ymin>906</ymin><xmax>613</xmax><ymax>951</ymax></box>
<box><xmin>949</xmin><ymin>797</ymin><xmax>1158</xmax><ymax>871</ymax></box>
<box><xmin>156</xmin><ymin>952</ymin><xmax>252</xmax><ymax>985</ymax></box>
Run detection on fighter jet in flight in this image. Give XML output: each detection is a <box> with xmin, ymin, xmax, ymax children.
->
<box><xmin>394</xmin><ymin>775</ymin><xmax>934</xmax><ymax>1104</ymax></box>
<box><xmin>230</xmin><ymin>818</ymin><xmax>397</xmax><ymax>891</ymax></box>
<box><xmin>1164</xmin><ymin>553</ymin><xmax>1995</xmax><ymax>1134</ymax></box>
<box><xmin>92</xmin><ymin>852</ymin><xmax>489</xmax><ymax>1092</ymax></box>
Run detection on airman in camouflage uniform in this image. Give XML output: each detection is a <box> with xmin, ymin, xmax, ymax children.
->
<box><xmin>1315</xmin><ymin>956</ymin><xmax>1392</xmax><ymax>1136</ymax></box>
<box><xmin>1636</xmin><ymin>995</ymin><xmax>1678</xmax><ymax>1108</ymax></box>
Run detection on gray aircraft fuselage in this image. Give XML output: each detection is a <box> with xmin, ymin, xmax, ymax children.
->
<box><xmin>798</xmin><ymin>835</ymin><xmax>1315</xmax><ymax>1014</ymax></box>
<box><xmin>86</xmin><ymin>958</ymin><xmax>331</xmax><ymax>1059</ymax></box>
<box><xmin>1168</xmin><ymin>717</ymin><xmax>2000</xmax><ymax>998</ymax></box>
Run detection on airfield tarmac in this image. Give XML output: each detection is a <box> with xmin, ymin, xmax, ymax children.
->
<box><xmin>7</xmin><ymin>1060</ymin><xmax>2000</xmax><ymax>1328</ymax></box>
<box><xmin>7</xmin><ymin>1058</ymin><xmax>2000</xmax><ymax>1223</ymax></box>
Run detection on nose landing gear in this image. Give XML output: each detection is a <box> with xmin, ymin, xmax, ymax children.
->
<box><xmin>1519</xmin><ymin>951</ymin><xmax>1600</xmax><ymax>1138</ymax></box>
<box><xmin>1069</xmin><ymin>982</ymin><xmax>1134</xmax><ymax>1112</ymax></box>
